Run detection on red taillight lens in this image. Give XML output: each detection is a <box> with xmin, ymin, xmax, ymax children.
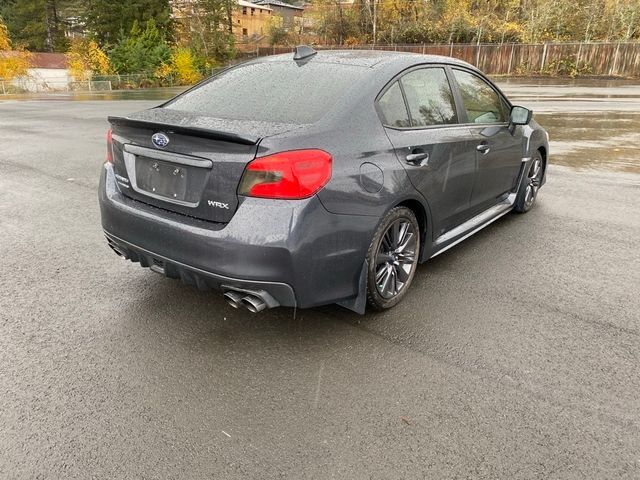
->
<box><xmin>106</xmin><ymin>128</ymin><xmax>113</xmax><ymax>164</ymax></box>
<box><xmin>238</xmin><ymin>149</ymin><xmax>332</xmax><ymax>199</ymax></box>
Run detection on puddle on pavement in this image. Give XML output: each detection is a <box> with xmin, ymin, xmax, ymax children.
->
<box><xmin>1</xmin><ymin>87</ymin><xmax>187</xmax><ymax>102</ymax></box>
<box><xmin>536</xmin><ymin>112</ymin><xmax>640</xmax><ymax>174</ymax></box>
<box><xmin>3</xmin><ymin>77</ymin><xmax>639</xmax><ymax>174</ymax></box>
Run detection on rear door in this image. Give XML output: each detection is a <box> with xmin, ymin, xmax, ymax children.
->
<box><xmin>379</xmin><ymin>66</ymin><xmax>478</xmax><ymax>238</ymax></box>
<box><xmin>451</xmin><ymin>68</ymin><xmax>523</xmax><ymax>208</ymax></box>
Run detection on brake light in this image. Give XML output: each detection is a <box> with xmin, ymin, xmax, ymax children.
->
<box><xmin>238</xmin><ymin>149</ymin><xmax>332</xmax><ymax>199</ymax></box>
<box><xmin>106</xmin><ymin>128</ymin><xmax>113</xmax><ymax>163</ymax></box>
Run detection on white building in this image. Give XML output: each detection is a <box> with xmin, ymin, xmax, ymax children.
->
<box><xmin>4</xmin><ymin>52</ymin><xmax>72</xmax><ymax>93</ymax></box>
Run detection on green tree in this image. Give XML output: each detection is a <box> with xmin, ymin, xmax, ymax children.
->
<box><xmin>0</xmin><ymin>0</ymin><xmax>78</xmax><ymax>51</ymax></box>
<box><xmin>108</xmin><ymin>19</ymin><xmax>171</xmax><ymax>74</ymax></box>
<box><xmin>83</xmin><ymin>0</ymin><xmax>172</xmax><ymax>46</ymax></box>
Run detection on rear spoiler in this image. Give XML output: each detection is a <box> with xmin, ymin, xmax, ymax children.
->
<box><xmin>107</xmin><ymin>116</ymin><xmax>259</xmax><ymax>146</ymax></box>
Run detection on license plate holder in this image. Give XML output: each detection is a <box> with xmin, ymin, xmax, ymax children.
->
<box><xmin>135</xmin><ymin>157</ymin><xmax>189</xmax><ymax>201</ymax></box>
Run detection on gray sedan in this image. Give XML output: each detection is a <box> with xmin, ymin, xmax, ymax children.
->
<box><xmin>99</xmin><ymin>46</ymin><xmax>549</xmax><ymax>313</ymax></box>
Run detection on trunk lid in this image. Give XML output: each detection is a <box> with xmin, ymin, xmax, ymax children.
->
<box><xmin>108</xmin><ymin>108</ymin><xmax>301</xmax><ymax>223</ymax></box>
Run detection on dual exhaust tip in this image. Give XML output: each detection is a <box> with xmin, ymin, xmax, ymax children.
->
<box><xmin>223</xmin><ymin>290</ymin><xmax>268</xmax><ymax>313</ymax></box>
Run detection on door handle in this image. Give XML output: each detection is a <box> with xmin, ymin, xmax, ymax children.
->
<box><xmin>476</xmin><ymin>143</ymin><xmax>491</xmax><ymax>154</ymax></box>
<box><xmin>406</xmin><ymin>152</ymin><xmax>429</xmax><ymax>166</ymax></box>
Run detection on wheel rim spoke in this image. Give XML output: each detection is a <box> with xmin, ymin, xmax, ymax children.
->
<box><xmin>376</xmin><ymin>253</ymin><xmax>393</xmax><ymax>265</ymax></box>
<box><xmin>397</xmin><ymin>231</ymin><xmax>414</xmax><ymax>252</ymax></box>
<box><xmin>378</xmin><ymin>264</ymin><xmax>393</xmax><ymax>297</ymax></box>
<box><xmin>382</xmin><ymin>231</ymin><xmax>393</xmax><ymax>251</ymax></box>
<box><xmin>397</xmin><ymin>222</ymin><xmax>408</xmax><ymax>248</ymax></box>
<box><xmin>392</xmin><ymin>221</ymin><xmax>400</xmax><ymax>249</ymax></box>
<box><xmin>389</xmin><ymin>267</ymin><xmax>397</xmax><ymax>295</ymax></box>
<box><xmin>397</xmin><ymin>251</ymin><xmax>415</xmax><ymax>265</ymax></box>
<box><xmin>395</xmin><ymin>265</ymin><xmax>410</xmax><ymax>283</ymax></box>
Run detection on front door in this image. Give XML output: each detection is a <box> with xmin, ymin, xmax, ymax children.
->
<box><xmin>451</xmin><ymin>68</ymin><xmax>524</xmax><ymax>208</ymax></box>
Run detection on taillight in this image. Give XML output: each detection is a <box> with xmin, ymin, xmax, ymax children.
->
<box><xmin>238</xmin><ymin>149</ymin><xmax>332</xmax><ymax>199</ymax></box>
<box><xmin>106</xmin><ymin>128</ymin><xmax>113</xmax><ymax>163</ymax></box>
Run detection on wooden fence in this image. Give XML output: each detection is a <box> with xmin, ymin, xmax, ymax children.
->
<box><xmin>255</xmin><ymin>42</ymin><xmax>640</xmax><ymax>77</ymax></box>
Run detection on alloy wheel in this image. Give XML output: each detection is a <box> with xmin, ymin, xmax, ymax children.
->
<box><xmin>524</xmin><ymin>157</ymin><xmax>543</xmax><ymax>209</ymax></box>
<box><xmin>375</xmin><ymin>219</ymin><xmax>418</xmax><ymax>299</ymax></box>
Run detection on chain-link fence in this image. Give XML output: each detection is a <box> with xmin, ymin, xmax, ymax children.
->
<box><xmin>91</xmin><ymin>74</ymin><xmax>174</xmax><ymax>90</ymax></box>
<box><xmin>0</xmin><ymin>79</ymin><xmax>113</xmax><ymax>95</ymax></box>
<box><xmin>0</xmin><ymin>71</ymin><xmax>223</xmax><ymax>95</ymax></box>
<box><xmin>0</xmin><ymin>75</ymin><xmax>167</xmax><ymax>94</ymax></box>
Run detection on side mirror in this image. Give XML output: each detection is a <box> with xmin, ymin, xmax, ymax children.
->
<box><xmin>510</xmin><ymin>106</ymin><xmax>532</xmax><ymax>126</ymax></box>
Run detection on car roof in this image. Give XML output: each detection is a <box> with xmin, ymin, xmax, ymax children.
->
<box><xmin>257</xmin><ymin>49</ymin><xmax>476</xmax><ymax>71</ymax></box>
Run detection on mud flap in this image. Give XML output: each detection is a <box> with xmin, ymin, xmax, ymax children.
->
<box><xmin>335</xmin><ymin>259</ymin><xmax>368</xmax><ymax>315</ymax></box>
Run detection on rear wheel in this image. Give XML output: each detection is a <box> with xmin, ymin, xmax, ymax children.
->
<box><xmin>514</xmin><ymin>151</ymin><xmax>544</xmax><ymax>213</ymax></box>
<box><xmin>366</xmin><ymin>207</ymin><xmax>420</xmax><ymax>311</ymax></box>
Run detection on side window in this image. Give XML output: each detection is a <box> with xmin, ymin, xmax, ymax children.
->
<box><xmin>378</xmin><ymin>81</ymin><xmax>411</xmax><ymax>128</ymax></box>
<box><xmin>453</xmin><ymin>70</ymin><xmax>508</xmax><ymax>124</ymax></box>
<box><xmin>400</xmin><ymin>68</ymin><xmax>458</xmax><ymax>127</ymax></box>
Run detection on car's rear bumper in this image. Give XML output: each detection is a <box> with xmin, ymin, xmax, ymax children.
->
<box><xmin>103</xmin><ymin>231</ymin><xmax>297</xmax><ymax>307</ymax></box>
<box><xmin>99</xmin><ymin>164</ymin><xmax>378</xmax><ymax>310</ymax></box>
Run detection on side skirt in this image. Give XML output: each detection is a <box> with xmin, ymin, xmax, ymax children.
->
<box><xmin>429</xmin><ymin>192</ymin><xmax>516</xmax><ymax>259</ymax></box>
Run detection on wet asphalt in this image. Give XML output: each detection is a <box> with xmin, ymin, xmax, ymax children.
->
<box><xmin>1</xmin><ymin>81</ymin><xmax>639</xmax><ymax>479</ymax></box>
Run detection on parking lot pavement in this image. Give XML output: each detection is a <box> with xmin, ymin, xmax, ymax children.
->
<box><xmin>1</xmin><ymin>84</ymin><xmax>639</xmax><ymax>479</ymax></box>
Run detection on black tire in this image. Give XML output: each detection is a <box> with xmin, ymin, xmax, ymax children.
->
<box><xmin>514</xmin><ymin>150</ymin><xmax>544</xmax><ymax>213</ymax></box>
<box><xmin>366</xmin><ymin>207</ymin><xmax>421</xmax><ymax>311</ymax></box>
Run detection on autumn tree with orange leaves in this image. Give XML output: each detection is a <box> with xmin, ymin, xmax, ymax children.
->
<box><xmin>0</xmin><ymin>17</ymin><xmax>31</xmax><ymax>81</ymax></box>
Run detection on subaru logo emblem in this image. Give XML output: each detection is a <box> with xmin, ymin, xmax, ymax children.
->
<box><xmin>151</xmin><ymin>132</ymin><xmax>169</xmax><ymax>149</ymax></box>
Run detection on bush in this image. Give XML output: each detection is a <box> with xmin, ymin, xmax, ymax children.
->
<box><xmin>157</xmin><ymin>48</ymin><xmax>203</xmax><ymax>86</ymax></box>
<box><xmin>383</xmin><ymin>22</ymin><xmax>444</xmax><ymax>44</ymax></box>
<box><xmin>543</xmin><ymin>58</ymin><xmax>593</xmax><ymax>77</ymax></box>
<box><xmin>67</xmin><ymin>39</ymin><xmax>111</xmax><ymax>81</ymax></box>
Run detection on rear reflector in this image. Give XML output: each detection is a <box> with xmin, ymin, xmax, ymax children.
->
<box><xmin>238</xmin><ymin>149</ymin><xmax>332</xmax><ymax>199</ymax></box>
<box><xmin>106</xmin><ymin>128</ymin><xmax>113</xmax><ymax>164</ymax></box>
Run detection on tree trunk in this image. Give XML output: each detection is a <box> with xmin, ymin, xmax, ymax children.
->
<box><xmin>226</xmin><ymin>0</ymin><xmax>234</xmax><ymax>34</ymax></box>
<box><xmin>45</xmin><ymin>0</ymin><xmax>60</xmax><ymax>52</ymax></box>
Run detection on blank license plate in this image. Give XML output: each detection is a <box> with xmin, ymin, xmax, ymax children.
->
<box><xmin>136</xmin><ymin>157</ymin><xmax>188</xmax><ymax>201</ymax></box>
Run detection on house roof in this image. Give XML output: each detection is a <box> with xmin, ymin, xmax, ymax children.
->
<box><xmin>238</xmin><ymin>0</ymin><xmax>272</xmax><ymax>10</ymax></box>
<box><xmin>253</xmin><ymin>0</ymin><xmax>304</xmax><ymax>10</ymax></box>
<box><xmin>0</xmin><ymin>51</ymin><xmax>67</xmax><ymax>69</ymax></box>
<box><xmin>30</xmin><ymin>52</ymin><xmax>68</xmax><ymax>69</ymax></box>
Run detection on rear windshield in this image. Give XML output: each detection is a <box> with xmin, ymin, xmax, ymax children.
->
<box><xmin>163</xmin><ymin>61</ymin><xmax>368</xmax><ymax>125</ymax></box>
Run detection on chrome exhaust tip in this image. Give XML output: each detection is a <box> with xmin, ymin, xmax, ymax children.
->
<box><xmin>223</xmin><ymin>291</ymin><xmax>244</xmax><ymax>309</ymax></box>
<box><xmin>221</xmin><ymin>285</ymin><xmax>279</xmax><ymax>312</ymax></box>
<box><xmin>241</xmin><ymin>295</ymin><xmax>267</xmax><ymax>313</ymax></box>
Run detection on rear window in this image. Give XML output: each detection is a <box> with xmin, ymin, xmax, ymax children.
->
<box><xmin>378</xmin><ymin>81</ymin><xmax>411</xmax><ymax>128</ymax></box>
<box><xmin>164</xmin><ymin>61</ymin><xmax>368</xmax><ymax>124</ymax></box>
